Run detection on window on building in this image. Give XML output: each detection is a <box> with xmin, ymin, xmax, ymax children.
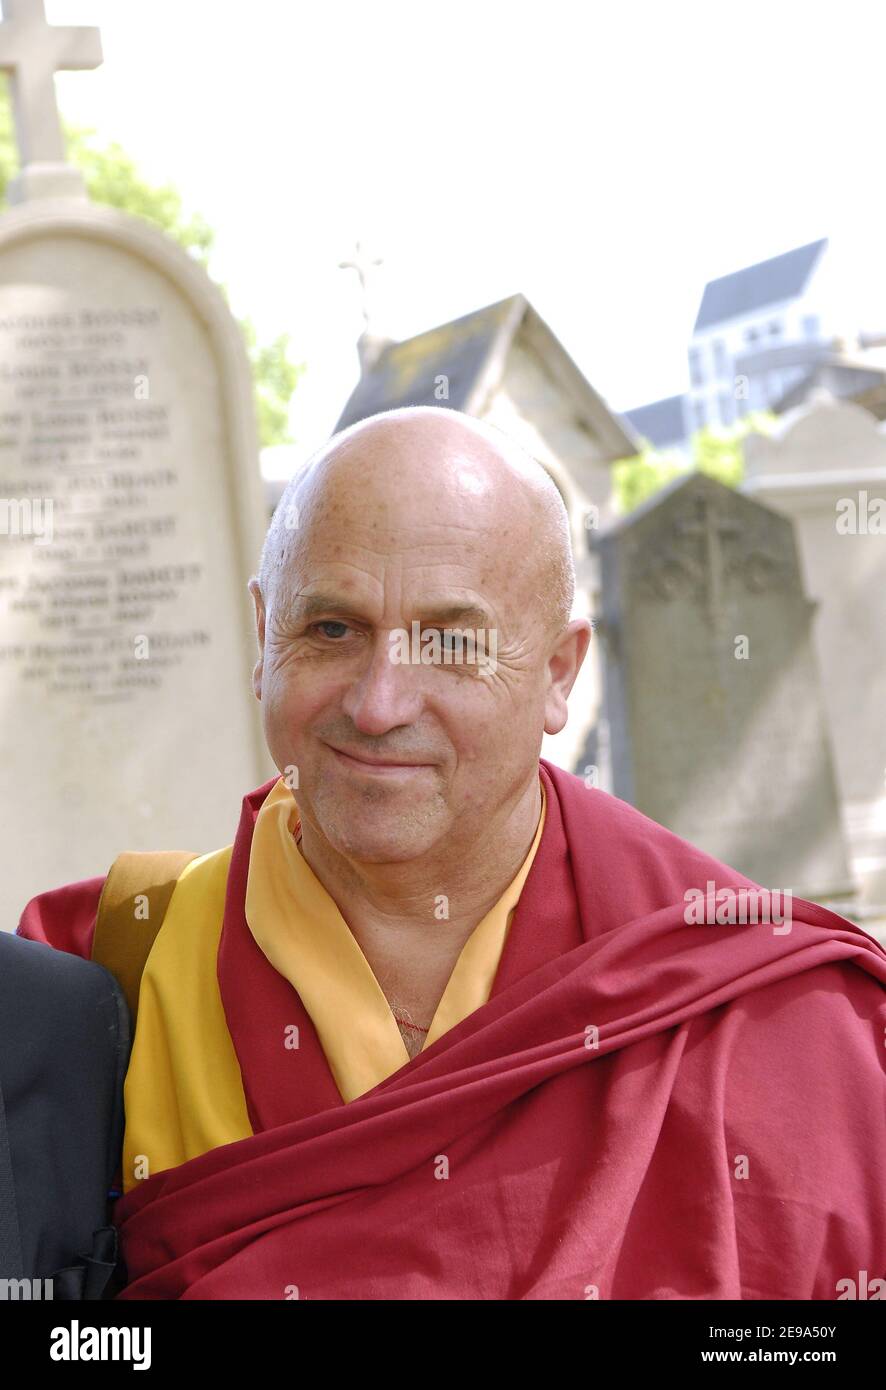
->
<box><xmin>689</xmin><ymin>346</ymin><xmax>704</xmax><ymax>387</ymax></box>
<box><xmin>768</xmin><ymin>320</ymin><xmax>781</xmax><ymax>338</ymax></box>
<box><xmin>744</xmin><ymin>326</ymin><xmax>759</xmax><ymax>344</ymax></box>
<box><xmin>719</xmin><ymin>391</ymin><xmax>735</xmax><ymax>427</ymax></box>
<box><xmin>803</xmin><ymin>314</ymin><xmax>821</xmax><ymax>340</ymax></box>
<box><xmin>693</xmin><ymin>399</ymin><xmax>706</xmax><ymax>431</ymax></box>
<box><xmin>712</xmin><ymin>339</ymin><xmax>728</xmax><ymax>377</ymax></box>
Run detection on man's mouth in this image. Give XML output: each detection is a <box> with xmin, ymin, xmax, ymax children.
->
<box><xmin>327</xmin><ymin>744</ymin><xmax>433</xmax><ymax>775</ymax></box>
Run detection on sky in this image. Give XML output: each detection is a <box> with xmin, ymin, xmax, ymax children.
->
<box><xmin>34</xmin><ymin>0</ymin><xmax>886</xmax><ymax>455</ymax></box>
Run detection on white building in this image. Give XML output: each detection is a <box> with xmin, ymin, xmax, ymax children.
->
<box><xmin>687</xmin><ymin>237</ymin><xmax>830</xmax><ymax>429</ymax></box>
<box><xmin>624</xmin><ymin>236</ymin><xmax>886</xmax><ymax>450</ymax></box>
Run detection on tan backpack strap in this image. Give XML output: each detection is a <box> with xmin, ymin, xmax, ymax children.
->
<box><xmin>92</xmin><ymin>850</ymin><xmax>198</xmax><ymax>1025</ymax></box>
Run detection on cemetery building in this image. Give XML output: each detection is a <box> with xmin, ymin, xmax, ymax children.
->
<box><xmin>334</xmin><ymin>291</ymin><xmax>638</xmax><ymax>515</ymax></box>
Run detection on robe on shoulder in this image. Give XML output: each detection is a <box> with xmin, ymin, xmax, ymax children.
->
<box><xmin>17</xmin><ymin>758</ymin><xmax>886</xmax><ymax>1300</ymax></box>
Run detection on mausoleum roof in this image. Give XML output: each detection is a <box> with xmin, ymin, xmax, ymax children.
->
<box><xmin>334</xmin><ymin>293</ymin><xmax>638</xmax><ymax>462</ymax></box>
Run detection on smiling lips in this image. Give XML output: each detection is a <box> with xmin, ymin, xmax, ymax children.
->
<box><xmin>329</xmin><ymin>745</ymin><xmax>432</xmax><ymax>774</ymax></box>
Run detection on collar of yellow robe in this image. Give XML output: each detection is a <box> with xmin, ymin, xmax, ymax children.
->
<box><xmin>122</xmin><ymin>775</ymin><xmax>545</xmax><ymax>1190</ymax></box>
<box><xmin>245</xmin><ymin>774</ymin><xmax>547</xmax><ymax>1102</ymax></box>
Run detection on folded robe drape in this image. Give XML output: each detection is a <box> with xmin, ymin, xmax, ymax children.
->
<box><xmin>101</xmin><ymin>760</ymin><xmax>886</xmax><ymax>1300</ymax></box>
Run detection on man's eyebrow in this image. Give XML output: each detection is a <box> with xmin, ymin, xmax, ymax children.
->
<box><xmin>293</xmin><ymin>593</ymin><xmax>368</xmax><ymax>622</ymax></box>
<box><xmin>292</xmin><ymin>594</ymin><xmax>496</xmax><ymax>627</ymax></box>
<box><xmin>418</xmin><ymin>602</ymin><xmax>496</xmax><ymax>628</ymax></box>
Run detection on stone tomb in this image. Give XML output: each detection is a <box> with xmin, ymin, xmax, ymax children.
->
<box><xmin>593</xmin><ymin>471</ymin><xmax>852</xmax><ymax>898</ymax></box>
<box><xmin>743</xmin><ymin>394</ymin><xmax>886</xmax><ymax>909</ymax></box>
<box><xmin>0</xmin><ymin>198</ymin><xmax>271</xmax><ymax>922</ymax></box>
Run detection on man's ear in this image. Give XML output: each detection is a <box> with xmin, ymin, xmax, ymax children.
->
<box><xmin>247</xmin><ymin>577</ymin><xmax>266</xmax><ymax>700</ymax></box>
<box><xmin>544</xmin><ymin>618</ymin><xmax>592</xmax><ymax>736</ymax></box>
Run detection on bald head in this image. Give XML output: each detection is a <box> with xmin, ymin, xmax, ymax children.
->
<box><xmin>257</xmin><ymin>406</ymin><xmax>575</xmax><ymax>640</ymax></box>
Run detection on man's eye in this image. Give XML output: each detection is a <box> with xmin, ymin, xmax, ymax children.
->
<box><xmin>313</xmin><ymin>621</ymin><xmax>351</xmax><ymax>639</ymax></box>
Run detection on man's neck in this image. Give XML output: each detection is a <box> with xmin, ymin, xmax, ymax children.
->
<box><xmin>296</xmin><ymin>772</ymin><xmax>543</xmax><ymax>1024</ymax></box>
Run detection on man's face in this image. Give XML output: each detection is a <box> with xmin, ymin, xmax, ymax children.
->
<box><xmin>249</xmin><ymin>425</ymin><xmax>580</xmax><ymax>865</ymax></box>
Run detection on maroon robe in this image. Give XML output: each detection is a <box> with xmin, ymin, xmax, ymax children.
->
<box><xmin>18</xmin><ymin>760</ymin><xmax>886</xmax><ymax>1299</ymax></box>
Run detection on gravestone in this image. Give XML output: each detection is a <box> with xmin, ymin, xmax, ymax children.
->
<box><xmin>743</xmin><ymin>392</ymin><xmax>886</xmax><ymax>910</ymax></box>
<box><xmin>594</xmin><ymin>471</ymin><xmax>853</xmax><ymax>899</ymax></box>
<box><xmin>0</xmin><ymin>1</ymin><xmax>271</xmax><ymax>924</ymax></box>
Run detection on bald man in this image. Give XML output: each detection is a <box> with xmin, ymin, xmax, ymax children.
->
<box><xmin>18</xmin><ymin>407</ymin><xmax>886</xmax><ymax>1301</ymax></box>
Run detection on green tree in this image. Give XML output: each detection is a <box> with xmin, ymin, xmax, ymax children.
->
<box><xmin>611</xmin><ymin>410</ymin><xmax>776</xmax><ymax>514</ymax></box>
<box><xmin>0</xmin><ymin>79</ymin><xmax>302</xmax><ymax>446</ymax></box>
<box><xmin>240</xmin><ymin>318</ymin><xmax>302</xmax><ymax>453</ymax></box>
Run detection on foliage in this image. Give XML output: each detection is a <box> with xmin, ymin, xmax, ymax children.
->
<box><xmin>612</xmin><ymin>411</ymin><xmax>776</xmax><ymax>514</ymax></box>
<box><xmin>240</xmin><ymin>317</ymin><xmax>303</xmax><ymax>450</ymax></box>
<box><xmin>67</xmin><ymin>127</ymin><xmax>216</xmax><ymax>264</ymax></box>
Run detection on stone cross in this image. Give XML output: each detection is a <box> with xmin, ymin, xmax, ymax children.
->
<box><xmin>339</xmin><ymin>240</ymin><xmax>383</xmax><ymax>328</ymax></box>
<box><xmin>0</xmin><ymin>0</ymin><xmax>102</xmax><ymax>167</ymax></box>
<box><xmin>674</xmin><ymin>490</ymin><xmax>742</xmax><ymax>637</ymax></box>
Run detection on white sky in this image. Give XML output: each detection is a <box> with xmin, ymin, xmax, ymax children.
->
<box><xmin>35</xmin><ymin>0</ymin><xmax>886</xmax><ymax>454</ymax></box>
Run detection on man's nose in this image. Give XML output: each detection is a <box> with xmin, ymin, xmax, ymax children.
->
<box><xmin>340</xmin><ymin>631</ymin><xmax>423</xmax><ymax>736</ymax></box>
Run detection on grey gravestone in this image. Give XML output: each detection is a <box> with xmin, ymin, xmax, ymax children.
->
<box><xmin>0</xmin><ymin>1</ymin><xmax>271</xmax><ymax>924</ymax></box>
<box><xmin>594</xmin><ymin>471</ymin><xmax>853</xmax><ymax>898</ymax></box>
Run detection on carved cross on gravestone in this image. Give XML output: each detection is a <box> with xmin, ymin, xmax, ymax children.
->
<box><xmin>0</xmin><ymin>0</ymin><xmax>101</xmax><ymax>169</ymax></box>
<box><xmin>674</xmin><ymin>490</ymin><xmax>743</xmax><ymax>639</ymax></box>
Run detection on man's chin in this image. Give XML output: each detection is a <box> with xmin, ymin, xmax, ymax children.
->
<box><xmin>308</xmin><ymin>793</ymin><xmax>448</xmax><ymax>864</ymax></box>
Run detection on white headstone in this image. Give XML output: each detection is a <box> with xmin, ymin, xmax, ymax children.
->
<box><xmin>0</xmin><ymin>3</ymin><xmax>272</xmax><ymax>923</ymax></box>
<box><xmin>743</xmin><ymin>393</ymin><xmax>886</xmax><ymax>910</ymax></box>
